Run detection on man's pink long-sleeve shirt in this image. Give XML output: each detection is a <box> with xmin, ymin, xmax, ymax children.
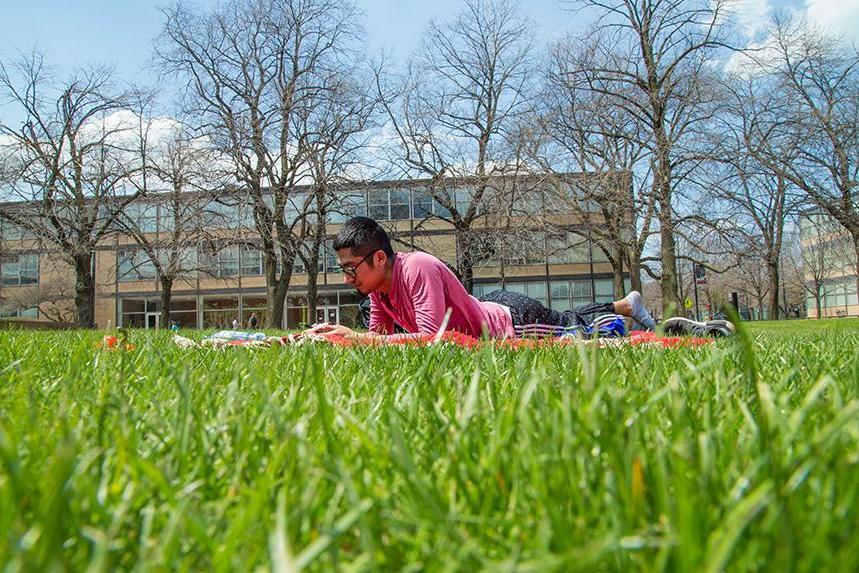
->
<box><xmin>368</xmin><ymin>252</ymin><xmax>514</xmax><ymax>338</ymax></box>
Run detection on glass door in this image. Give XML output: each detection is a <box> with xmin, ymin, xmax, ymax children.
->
<box><xmin>145</xmin><ymin>312</ymin><xmax>159</xmax><ymax>330</ymax></box>
<box><xmin>314</xmin><ymin>306</ymin><xmax>340</xmax><ymax>325</ymax></box>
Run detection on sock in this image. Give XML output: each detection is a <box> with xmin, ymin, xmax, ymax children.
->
<box><xmin>626</xmin><ymin>291</ymin><xmax>656</xmax><ymax>331</ymax></box>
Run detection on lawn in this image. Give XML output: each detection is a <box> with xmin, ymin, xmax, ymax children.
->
<box><xmin>0</xmin><ymin>320</ymin><xmax>857</xmax><ymax>571</ymax></box>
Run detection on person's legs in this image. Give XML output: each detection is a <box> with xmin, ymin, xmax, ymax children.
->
<box><xmin>480</xmin><ymin>289</ymin><xmax>656</xmax><ymax>335</ymax></box>
<box><xmin>564</xmin><ymin>291</ymin><xmax>656</xmax><ymax>330</ymax></box>
<box><xmin>564</xmin><ymin>302</ymin><xmax>616</xmax><ymax>327</ymax></box>
<box><xmin>479</xmin><ymin>290</ymin><xmax>567</xmax><ymax>336</ymax></box>
<box><xmin>613</xmin><ymin>291</ymin><xmax>657</xmax><ymax>330</ymax></box>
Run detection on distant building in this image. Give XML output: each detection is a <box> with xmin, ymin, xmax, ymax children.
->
<box><xmin>799</xmin><ymin>210</ymin><xmax>858</xmax><ymax>318</ymax></box>
<box><xmin>1</xmin><ymin>176</ymin><xmax>629</xmax><ymax>329</ymax></box>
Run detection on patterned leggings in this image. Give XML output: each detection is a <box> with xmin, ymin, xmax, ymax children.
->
<box><xmin>479</xmin><ymin>290</ymin><xmax>617</xmax><ymax>337</ymax></box>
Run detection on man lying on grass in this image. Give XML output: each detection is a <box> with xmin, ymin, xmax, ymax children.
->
<box><xmin>305</xmin><ymin>217</ymin><xmax>657</xmax><ymax>342</ymax></box>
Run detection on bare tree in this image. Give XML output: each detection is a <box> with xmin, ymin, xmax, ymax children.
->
<box><xmin>537</xmin><ymin>45</ymin><xmax>658</xmax><ymax>294</ymax></box>
<box><xmin>0</xmin><ymin>277</ymin><xmax>75</xmax><ymax>324</ymax></box>
<box><xmin>712</xmin><ymin>73</ymin><xmax>806</xmax><ymax>319</ymax></box>
<box><xmin>779</xmin><ymin>227</ymin><xmax>808</xmax><ymax>318</ymax></box>
<box><xmin>783</xmin><ymin>217</ymin><xmax>827</xmax><ymax>318</ymax></box>
<box><xmin>378</xmin><ymin>0</ymin><xmax>534</xmax><ymax>292</ymax></box>
<box><xmin>737</xmin><ymin>252</ymin><xmax>771</xmax><ymax>319</ymax></box>
<box><xmin>115</xmin><ymin>103</ymin><xmax>228</xmax><ymax>328</ymax></box>
<box><xmin>286</xmin><ymin>61</ymin><xmax>380</xmax><ymax>322</ymax></box>
<box><xmin>561</xmin><ymin>0</ymin><xmax>733</xmax><ymax>315</ymax></box>
<box><xmin>156</xmin><ymin>0</ymin><xmax>362</xmax><ymax>327</ymax></box>
<box><xmin>0</xmin><ymin>52</ymin><xmax>140</xmax><ymax>327</ymax></box>
<box><xmin>742</xmin><ymin>18</ymin><xmax>859</xmax><ymax>300</ymax></box>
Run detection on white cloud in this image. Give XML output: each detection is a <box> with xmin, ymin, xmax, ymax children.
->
<box><xmin>732</xmin><ymin>0</ymin><xmax>773</xmax><ymax>38</ymax></box>
<box><xmin>805</xmin><ymin>0</ymin><xmax>859</xmax><ymax>42</ymax></box>
<box><xmin>726</xmin><ymin>0</ymin><xmax>859</xmax><ymax>76</ymax></box>
<box><xmin>725</xmin><ymin>34</ymin><xmax>783</xmax><ymax>75</ymax></box>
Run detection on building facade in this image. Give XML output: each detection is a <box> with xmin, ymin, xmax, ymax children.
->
<box><xmin>799</xmin><ymin>211</ymin><xmax>858</xmax><ymax>318</ymax></box>
<box><xmin>1</xmin><ymin>178</ymin><xmax>629</xmax><ymax>329</ymax></box>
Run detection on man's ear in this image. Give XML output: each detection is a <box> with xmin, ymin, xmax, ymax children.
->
<box><xmin>374</xmin><ymin>250</ymin><xmax>388</xmax><ymax>267</ymax></box>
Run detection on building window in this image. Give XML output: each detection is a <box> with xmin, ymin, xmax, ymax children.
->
<box><xmin>240</xmin><ymin>246</ymin><xmax>263</xmax><ymax>276</ymax></box>
<box><xmin>0</xmin><ymin>254</ymin><xmax>39</xmax><ymax>286</ymax></box>
<box><xmin>549</xmin><ymin>278</ymin><xmax>604</xmax><ymax>310</ymax></box>
<box><xmin>525</xmin><ymin>281</ymin><xmax>548</xmax><ymax>307</ymax></box>
<box><xmin>571</xmin><ymin>279</ymin><xmax>592</xmax><ymax>306</ymax></box>
<box><xmin>366</xmin><ymin>188</ymin><xmax>412</xmax><ymax>221</ymax></box>
<box><xmin>199</xmin><ymin>199</ymin><xmax>240</xmax><ymax>229</ymax></box>
<box><xmin>368</xmin><ymin>189</ymin><xmax>390</xmax><ymax>220</ymax></box>
<box><xmin>285</xmin><ymin>193</ymin><xmax>310</xmax><ymax>225</ymax></box>
<box><xmin>454</xmin><ymin>187</ymin><xmax>478</xmax><ymax>214</ymax></box>
<box><xmin>286</xmin><ymin>295</ymin><xmax>308</xmax><ymax>329</ymax></box>
<box><xmin>472</xmin><ymin>282</ymin><xmax>501</xmax><ymax>298</ymax></box>
<box><xmin>592</xmin><ymin>245</ymin><xmax>609</xmax><ymax>263</ymax></box>
<box><xmin>821</xmin><ymin>277</ymin><xmax>858</xmax><ymax>309</ymax></box>
<box><xmin>216</xmin><ymin>245</ymin><xmax>240</xmax><ymax>277</ymax></box>
<box><xmin>512</xmin><ymin>188</ymin><xmax>542</xmax><ymax>215</ymax></box>
<box><xmin>549</xmin><ymin>280</ymin><xmax>572</xmax><ymax>312</ymax></box>
<box><xmin>412</xmin><ymin>189</ymin><xmax>434</xmax><ymax>219</ymax></box>
<box><xmin>0</xmin><ymin>306</ymin><xmax>38</xmax><ymax>318</ymax></box>
<box><xmin>292</xmin><ymin>253</ymin><xmax>306</xmax><ymax>274</ymax></box>
<box><xmin>239</xmin><ymin>199</ymin><xmax>256</xmax><ymax>229</ymax></box>
<box><xmin>389</xmin><ymin>189</ymin><xmax>411</xmax><ymax>220</ymax></box>
<box><xmin>121</xmin><ymin>298</ymin><xmax>197</xmax><ymax>328</ymax></box>
<box><xmin>293</xmin><ymin>242</ymin><xmax>325</xmax><ymax>274</ymax></box>
<box><xmin>547</xmin><ymin>232</ymin><xmax>590</xmax><ymax>264</ymax></box>
<box><xmin>324</xmin><ymin>240</ymin><xmax>341</xmax><ymax>274</ymax></box>
<box><xmin>431</xmin><ymin>188</ymin><xmax>455</xmax><ymax>218</ymax></box>
<box><xmin>123</xmin><ymin>202</ymin><xmax>160</xmax><ymax>233</ymax></box>
<box><xmin>330</xmin><ymin>191</ymin><xmax>367</xmax><ymax>223</ymax></box>
<box><xmin>594</xmin><ymin>279</ymin><xmax>615</xmax><ymax>303</ymax></box>
<box><xmin>504</xmin><ymin>280</ymin><xmax>549</xmax><ymax>307</ymax></box>
<box><xmin>241</xmin><ymin>296</ymin><xmax>268</xmax><ymax>327</ymax></box>
<box><xmin>117</xmin><ymin>249</ymin><xmax>156</xmax><ymax>281</ymax></box>
<box><xmin>202</xmin><ymin>296</ymin><xmax>239</xmax><ymax>328</ymax></box>
<box><xmin>0</xmin><ymin>220</ymin><xmax>34</xmax><ymax>241</ymax></box>
<box><xmin>411</xmin><ymin>188</ymin><xmax>455</xmax><ymax>219</ymax></box>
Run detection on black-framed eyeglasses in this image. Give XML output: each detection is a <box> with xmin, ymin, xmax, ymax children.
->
<box><xmin>339</xmin><ymin>250</ymin><xmax>377</xmax><ymax>277</ymax></box>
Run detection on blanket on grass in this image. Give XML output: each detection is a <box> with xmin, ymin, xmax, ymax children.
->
<box><xmin>173</xmin><ymin>330</ymin><xmax>714</xmax><ymax>350</ymax></box>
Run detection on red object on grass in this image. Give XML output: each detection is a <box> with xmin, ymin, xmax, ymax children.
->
<box><xmin>316</xmin><ymin>330</ymin><xmax>713</xmax><ymax>349</ymax></box>
<box><xmin>99</xmin><ymin>334</ymin><xmax>135</xmax><ymax>351</ymax></box>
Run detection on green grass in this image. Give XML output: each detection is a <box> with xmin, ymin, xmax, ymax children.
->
<box><xmin>1</xmin><ymin>321</ymin><xmax>857</xmax><ymax>571</ymax></box>
<box><xmin>747</xmin><ymin>317</ymin><xmax>859</xmax><ymax>335</ymax></box>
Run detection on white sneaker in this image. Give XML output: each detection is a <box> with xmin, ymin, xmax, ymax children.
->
<box><xmin>662</xmin><ymin>317</ymin><xmax>735</xmax><ymax>337</ymax></box>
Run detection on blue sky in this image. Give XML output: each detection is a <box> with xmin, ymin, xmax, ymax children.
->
<box><xmin>1</xmin><ymin>0</ymin><xmax>857</xmax><ymax>120</ymax></box>
<box><xmin>1</xmin><ymin>0</ymin><xmax>574</xmax><ymax>84</ymax></box>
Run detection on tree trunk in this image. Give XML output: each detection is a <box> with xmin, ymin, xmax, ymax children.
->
<box><xmin>455</xmin><ymin>230</ymin><xmax>474</xmax><ymax>293</ymax></box>
<box><xmin>767</xmin><ymin>258</ymin><xmax>780</xmax><ymax>320</ymax></box>
<box><xmin>264</xmin><ymin>252</ymin><xmax>293</xmax><ymax>329</ymax></box>
<box><xmin>269</xmin><ymin>284</ymin><xmax>286</xmax><ymax>327</ymax></box>
<box><xmin>73</xmin><ymin>252</ymin><xmax>96</xmax><ymax>328</ymax></box>
<box><xmin>159</xmin><ymin>278</ymin><xmax>173</xmax><ymax>329</ymax></box>
<box><xmin>814</xmin><ymin>288</ymin><xmax>822</xmax><ymax>319</ymax></box>
<box><xmin>499</xmin><ymin>258</ymin><xmax>507</xmax><ymax>289</ymax></box>
<box><xmin>626</xmin><ymin>251</ymin><xmax>643</xmax><ymax>293</ymax></box>
<box><xmin>854</xmin><ymin>234</ymin><xmax>859</xmax><ymax>308</ymax></box>
<box><xmin>307</xmin><ymin>263</ymin><xmax>319</xmax><ymax>325</ymax></box>
<box><xmin>655</xmin><ymin>150</ymin><xmax>679</xmax><ymax>316</ymax></box>
<box><xmin>612</xmin><ymin>243</ymin><xmax>625</xmax><ymax>298</ymax></box>
<box><xmin>307</xmin><ymin>186</ymin><xmax>326</xmax><ymax>324</ymax></box>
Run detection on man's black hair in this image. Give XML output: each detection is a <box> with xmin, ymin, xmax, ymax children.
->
<box><xmin>332</xmin><ymin>216</ymin><xmax>394</xmax><ymax>258</ymax></box>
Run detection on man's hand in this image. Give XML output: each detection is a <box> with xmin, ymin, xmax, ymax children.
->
<box><xmin>305</xmin><ymin>323</ymin><xmax>357</xmax><ymax>338</ymax></box>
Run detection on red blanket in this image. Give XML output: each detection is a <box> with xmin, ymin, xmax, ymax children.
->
<box><xmin>315</xmin><ymin>330</ymin><xmax>713</xmax><ymax>349</ymax></box>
